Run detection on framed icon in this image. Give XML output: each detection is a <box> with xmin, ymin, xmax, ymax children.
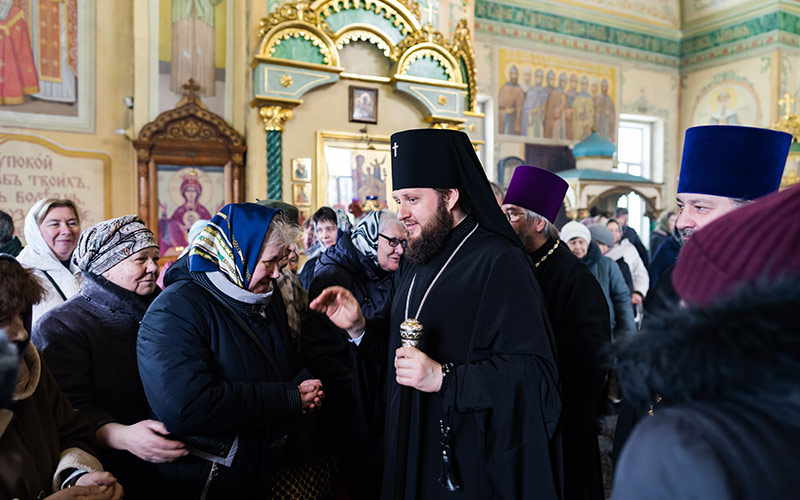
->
<box><xmin>291</xmin><ymin>157</ymin><xmax>311</xmax><ymax>181</ymax></box>
<box><xmin>349</xmin><ymin>86</ymin><xmax>378</xmax><ymax>124</ymax></box>
<box><xmin>292</xmin><ymin>183</ymin><xmax>311</xmax><ymax>206</ymax></box>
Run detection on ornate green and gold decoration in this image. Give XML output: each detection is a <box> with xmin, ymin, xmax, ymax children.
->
<box><xmin>251</xmin><ymin>0</ymin><xmax>482</xmax><ymax>197</ymax></box>
<box><xmin>772</xmin><ymin>92</ymin><xmax>800</xmax><ymax>189</ymax></box>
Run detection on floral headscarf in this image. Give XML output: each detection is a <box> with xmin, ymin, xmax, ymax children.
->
<box><xmin>189</xmin><ymin>203</ymin><xmax>279</xmax><ymax>289</ymax></box>
<box><xmin>351</xmin><ymin>210</ymin><xmax>382</xmax><ymax>267</ymax></box>
<box><xmin>73</xmin><ymin>215</ymin><xmax>157</xmax><ymax>275</ymax></box>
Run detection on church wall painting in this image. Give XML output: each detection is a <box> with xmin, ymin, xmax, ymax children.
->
<box><xmin>156</xmin><ymin>164</ymin><xmax>225</xmax><ymax>257</ymax></box>
<box><xmin>496</xmin><ymin>47</ymin><xmax>618</xmax><ymax>144</ymax></box>
<box><xmin>0</xmin><ymin>132</ymin><xmax>108</xmax><ymax>243</ymax></box>
<box><xmin>157</xmin><ymin>0</ymin><xmax>227</xmax><ymax>118</ymax></box>
<box><xmin>682</xmin><ymin>55</ymin><xmax>768</xmax><ymax>131</ymax></box>
<box><xmin>0</xmin><ymin>0</ymin><xmax>95</xmax><ymax>132</ymax></box>
<box><xmin>682</xmin><ymin>0</ymin><xmax>753</xmax><ymax>26</ymax></box>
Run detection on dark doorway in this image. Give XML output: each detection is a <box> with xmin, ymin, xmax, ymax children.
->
<box><xmin>524</xmin><ymin>144</ymin><xmax>575</xmax><ymax>173</ymax></box>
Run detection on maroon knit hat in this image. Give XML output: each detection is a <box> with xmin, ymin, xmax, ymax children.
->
<box><xmin>673</xmin><ymin>184</ymin><xmax>800</xmax><ymax>306</ymax></box>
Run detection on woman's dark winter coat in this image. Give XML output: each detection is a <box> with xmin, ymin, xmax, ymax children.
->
<box><xmin>648</xmin><ymin>228</ymin><xmax>668</xmax><ymax>261</ymax></box>
<box><xmin>137</xmin><ymin>256</ymin><xmax>315</xmax><ymax>499</ymax></box>
<box><xmin>582</xmin><ymin>242</ymin><xmax>635</xmax><ymax>341</ymax></box>
<box><xmin>648</xmin><ymin>227</ymin><xmax>682</xmax><ymax>288</ymax></box>
<box><xmin>303</xmin><ymin>233</ymin><xmax>392</xmax><ymax>500</ymax></box>
<box><xmin>0</xmin><ymin>346</ymin><xmax>101</xmax><ymax>500</ymax></box>
<box><xmin>613</xmin><ymin>280</ymin><xmax>800</xmax><ymax>500</ymax></box>
<box><xmin>32</xmin><ymin>273</ymin><xmax>160</xmax><ymax>499</ymax></box>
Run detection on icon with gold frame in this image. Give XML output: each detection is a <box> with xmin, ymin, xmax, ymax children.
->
<box><xmin>292</xmin><ymin>183</ymin><xmax>311</xmax><ymax>206</ymax></box>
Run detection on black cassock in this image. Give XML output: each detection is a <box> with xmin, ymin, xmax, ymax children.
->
<box><xmin>358</xmin><ymin>216</ymin><xmax>562</xmax><ymax>500</ymax></box>
<box><xmin>531</xmin><ymin>238</ymin><xmax>611</xmax><ymax>500</ymax></box>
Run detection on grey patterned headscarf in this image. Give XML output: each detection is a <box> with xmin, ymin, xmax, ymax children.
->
<box><xmin>351</xmin><ymin>210</ymin><xmax>382</xmax><ymax>267</ymax></box>
<box><xmin>73</xmin><ymin>215</ymin><xmax>157</xmax><ymax>275</ymax></box>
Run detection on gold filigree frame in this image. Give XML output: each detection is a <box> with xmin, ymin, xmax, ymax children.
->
<box><xmin>312</xmin><ymin>0</ymin><xmax>420</xmax><ymax>38</ymax></box>
<box><xmin>258</xmin><ymin>22</ymin><xmax>340</xmax><ymax>67</ymax></box>
<box><xmin>397</xmin><ymin>43</ymin><xmax>460</xmax><ymax>83</ymax></box>
<box><xmin>334</xmin><ymin>24</ymin><xmax>399</xmax><ymax>60</ymax></box>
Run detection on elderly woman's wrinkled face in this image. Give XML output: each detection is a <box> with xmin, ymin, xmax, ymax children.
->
<box><xmin>567</xmin><ymin>237</ymin><xmax>588</xmax><ymax>259</ymax></box>
<box><xmin>0</xmin><ymin>307</ymin><xmax>27</xmax><ymax>345</ymax></box>
<box><xmin>39</xmin><ymin>206</ymin><xmax>80</xmax><ymax>262</ymax></box>
<box><xmin>249</xmin><ymin>243</ymin><xmax>289</xmax><ymax>294</ymax></box>
<box><xmin>377</xmin><ymin>223</ymin><xmax>406</xmax><ymax>273</ymax></box>
<box><xmin>102</xmin><ymin>247</ymin><xmax>160</xmax><ymax>296</ymax></box>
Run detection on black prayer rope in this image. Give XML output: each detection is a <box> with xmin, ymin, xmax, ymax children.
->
<box><xmin>437</xmin><ymin>362</ymin><xmax>461</xmax><ymax>491</ymax></box>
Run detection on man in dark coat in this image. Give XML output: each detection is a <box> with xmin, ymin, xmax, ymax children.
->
<box><xmin>614</xmin><ymin>125</ymin><xmax>793</xmax><ymax>464</ymax></box>
<box><xmin>614</xmin><ymin>184</ymin><xmax>800</xmax><ymax>499</ymax></box>
<box><xmin>503</xmin><ymin>165</ymin><xmax>610</xmax><ymax>500</ymax></box>
<box><xmin>311</xmin><ymin>129</ymin><xmax>561</xmax><ymax>500</ymax></box>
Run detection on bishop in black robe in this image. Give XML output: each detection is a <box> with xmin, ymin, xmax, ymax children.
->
<box><xmin>311</xmin><ymin>129</ymin><xmax>562</xmax><ymax>500</ymax></box>
<box><xmin>357</xmin><ymin>213</ymin><xmax>561</xmax><ymax>499</ymax></box>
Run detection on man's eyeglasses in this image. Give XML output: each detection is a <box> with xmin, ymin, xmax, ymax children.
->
<box><xmin>503</xmin><ymin>210</ymin><xmax>524</xmax><ymax>222</ymax></box>
<box><xmin>379</xmin><ymin>233</ymin><xmax>408</xmax><ymax>249</ymax></box>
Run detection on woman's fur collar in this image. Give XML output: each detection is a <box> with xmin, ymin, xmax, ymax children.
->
<box><xmin>615</xmin><ymin>279</ymin><xmax>800</xmax><ymax>410</ymax></box>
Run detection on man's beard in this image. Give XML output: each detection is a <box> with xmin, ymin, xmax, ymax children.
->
<box><xmin>405</xmin><ymin>198</ymin><xmax>453</xmax><ymax>264</ymax></box>
<box><xmin>679</xmin><ymin>227</ymin><xmax>694</xmax><ymax>241</ymax></box>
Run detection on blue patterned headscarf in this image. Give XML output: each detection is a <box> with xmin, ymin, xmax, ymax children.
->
<box><xmin>189</xmin><ymin>203</ymin><xmax>279</xmax><ymax>289</ymax></box>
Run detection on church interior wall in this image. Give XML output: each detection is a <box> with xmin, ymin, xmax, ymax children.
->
<box><xmin>0</xmin><ymin>0</ymin><xmax>136</xmax><ymax>236</ymax></box>
<box><xmin>2</xmin><ymin>0</ymin><xmax>797</xmax><ymax>241</ymax></box>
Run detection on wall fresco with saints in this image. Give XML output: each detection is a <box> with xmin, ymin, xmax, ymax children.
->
<box><xmin>497</xmin><ymin>47</ymin><xmax>618</xmax><ymax>143</ymax></box>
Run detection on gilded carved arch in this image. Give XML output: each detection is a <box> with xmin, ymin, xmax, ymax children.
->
<box><xmin>252</xmin><ymin>0</ymin><xmax>479</xmax><ymax>122</ymax></box>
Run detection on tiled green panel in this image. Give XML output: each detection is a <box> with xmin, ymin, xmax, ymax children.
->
<box><xmin>475</xmin><ymin>0</ymin><xmax>680</xmax><ymax>56</ymax></box>
<box><xmin>682</xmin><ymin>13</ymin><xmax>779</xmax><ymax>56</ymax></box>
<box><xmin>272</xmin><ymin>37</ymin><xmax>326</xmax><ymax>64</ymax></box>
<box><xmin>778</xmin><ymin>11</ymin><xmax>800</xmax><ymax>34</ymax></box>
<box><xmin>406</xmin><ymin>56</ymin><xmax>450</xmax><ymax>81</ymax></box>
<box><xmin>323</xmin><ymin>6</ymin><xmax>406</xmax><ymax>43</ymax></box>
<box><xmin>476</xmin><ymin>0</ymin><xmax>800</xmax><ymax>59</ymax></box>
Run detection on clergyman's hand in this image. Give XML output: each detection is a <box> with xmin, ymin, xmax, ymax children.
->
<box><xmin>309</xmin><ymin>286</ymin><xmax>366</xmax><ymax>338</ymax></box>
<box><xmin>395</xmin><ymin>347</ymin><xmax>443</xmax><ymax>393</ymax></box>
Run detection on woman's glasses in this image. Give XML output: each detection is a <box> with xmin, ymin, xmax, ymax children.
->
<box><xmin>379</xmin><ymin>233</ymin><xmax>408</xmax><ymax>249</ymax></box>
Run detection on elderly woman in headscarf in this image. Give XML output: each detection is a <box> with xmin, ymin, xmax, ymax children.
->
<box><xmin>0</xmin><ymin>254</ymin><xmax>123</xmax><ymax>500</ymax></box>
<box><xmin>16</xmin><ymin>198</ymin><xmax>82</xmax><ymax>325</ymax></box>
<box><xmin>32</xmin><ymin>215</ymin><xmax>183</xmax><ymax>500</ymax></box>
<box><xmin>137</xmin><ymin>203</ymin><xmax>326</xmax><ymax>499</ymax></box>
<box><xmin>303</xmin><ymin>210</ymin><xmax>407</xmax><ymax>500</ymax></box>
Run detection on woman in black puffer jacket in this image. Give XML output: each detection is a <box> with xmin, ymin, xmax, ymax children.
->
<box><xmin>138</xmin><ymin>204</ymin><xmax>326</xmax><ymax>499</ymax></box>
<box><xmin>303</xmin><ymin>210</ymin><xmax>407</xmax><ymax>500</ymax></box>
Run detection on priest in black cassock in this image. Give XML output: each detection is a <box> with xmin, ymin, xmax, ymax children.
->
<box><xmin>503</xmin><ymin>165</ymin><xmax>610</xmax><ymax>500</ymax></box>
<box><xmin>311</xmin><ymin>129</ymin><xmax>562</xmax><ymax>500</ymax></box>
